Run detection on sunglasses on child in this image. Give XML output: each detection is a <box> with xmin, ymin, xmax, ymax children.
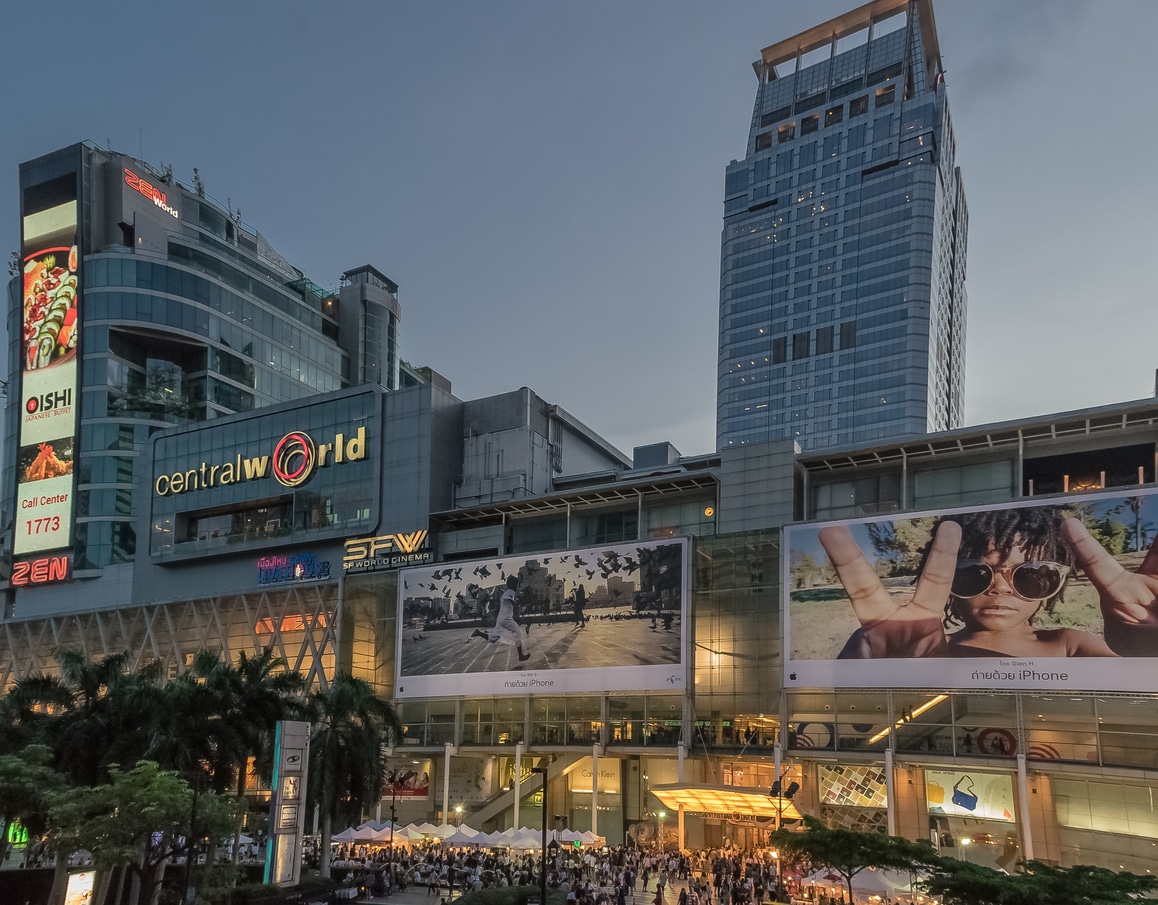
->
<box><xmin>951</xmin><ymin>560</ymin><xmax>1070</xmax><ymax>602</ymax></box>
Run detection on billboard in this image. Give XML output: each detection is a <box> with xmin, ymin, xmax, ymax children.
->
<box><xmin>383</xmin><ymin>757</ymin><xmax>433</xmax><ymax>799</ymax></box>
<box><xmin>925</xmin><ymin>770</ymin><xmax>1015</xmax><ymax>822</ymax></box>
<box><xmin>784</xmin><ymin>488</ymin><xmax>1158</xmax><ymax>692</ymax></box>
<box><xmin>15</xmin><ymin>175</ymin><xmax>81</xmax><ymax>557</ymax></box>
<box><xmin>396</xmin><ymin>538</ymin><xmax>687</xmax><ymax>697</ymax></box>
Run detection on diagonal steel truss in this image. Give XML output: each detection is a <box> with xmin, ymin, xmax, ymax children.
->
<box><xmin>0</xmin><ymin>582</ymin><xmax>342</xmax><ymax>691</ymax></box>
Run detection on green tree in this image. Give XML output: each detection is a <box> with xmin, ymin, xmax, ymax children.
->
<box><xmin>192</xmin><ymin>647</ymin><xmax>308</xmax><ymax>859</ymax></box>
<box><xmin>0</xmin><ymin>744</ymin><xmax>62</xmax><ymax>867</ymax></box>
<box><xmin>772</xmin><ymin>817</ymin><xmax>936</xmax><ymax>903</ymax></box>
<box><xmin>47</xmin><ymin>761</ymin><xmax>241</xmax><ymax>905</ymax></box>
<box><xmin>308</xmin><ymin>672</ymin><xmax>400</xmax><ymax>877</ymax></box>
<box><xmin>866</xmin><ymin>517</ymin><xmax>936</xmax><ymax>576</ymax></box>
<box><xmin>919</xmin><ymin>856</ymin><xmax>1158</xmax><ymax>905</ymax></box>
<box><xmin>1018</xmin><ymin>860</ymin><xmax>1158</xmax><ymax>904</ymax></box>
<box><xmin>3</xmin><ymin>649</ymin><xmax>160</xmax><ymax>786</ymax></box>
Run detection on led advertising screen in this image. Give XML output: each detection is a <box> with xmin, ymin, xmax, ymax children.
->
<box><xmin>15</xmin><ymin>180</ymin><xmax>80</xmax><ymax>557</ymax></box>
<box><xmin>783</xmin><ymin>488</ymin><xmax>1158</xmax><ymax>692</ymax></box>
<box><xmin>925</xmin><ymin>770</ymin><xmax>1016</xmax><ymax>822</ymax></box>
<box><xmin>396</xmin><ymin>538</ymin><xmax>687</xmax><ymax>697</ymax></box>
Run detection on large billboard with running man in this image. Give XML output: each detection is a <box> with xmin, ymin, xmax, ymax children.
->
<box><xmin>396</xmin><ymin>538</ymin><xmax>688</xmax><ymax>697</ymax></box>
<box><xmin>783</xmin><ymin>488</ymin><xmax>1158</xmax><ymax>692</ymax></box>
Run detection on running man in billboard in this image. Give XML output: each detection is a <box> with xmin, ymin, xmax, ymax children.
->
<box><xmin>469</xmin><ymin>575</ymin><xmax>531</xmax><ymax>662</ymax></box>
<box><xmin>814</xmin><ymin>502</ymin><xmax>1158</xmax><ymax>659</ymax></box>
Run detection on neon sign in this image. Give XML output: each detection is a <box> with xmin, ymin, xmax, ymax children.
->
<box><xmin>124</xmin><ymin>168</ymin><xmax>179</xmax><ymax>219</ymax></box>
<box><xmin>257</xmin><ymin>552</ymin><xmax>331</xmax><ymax>585</ymax></box>
<box><xmin>344</xmin><ymin>530</ymin><xmax>431</xmax><ymax>572</ymax></box>
<box><xmin>11</xmin><ymin>553</ymin><xmax>70</xmax><ymax>587</ymax></box>
<box><xmin>154</xmin><ymin>426</ymin><xmax>366</xmax><ymax>496</ymax></box>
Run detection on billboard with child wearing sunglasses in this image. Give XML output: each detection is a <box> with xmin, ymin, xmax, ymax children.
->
<box><xmin>783</xmin><ymin>487</ymin><xmax>1158</xmax><ymax>692</ymax></box>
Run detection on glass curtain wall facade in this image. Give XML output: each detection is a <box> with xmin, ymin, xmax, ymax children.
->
<box><xmin>717</xmin><ymin>0</ymin><xmax>967</xmax><ymax>451</ymax></box>
<box><xmin>5</xmin><ymin>143</ymin><xmax>349</xmax><ymax>570</ymax></box>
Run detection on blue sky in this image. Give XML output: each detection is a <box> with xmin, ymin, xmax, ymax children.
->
<box><xmin>4</xmin><ymin>1</ymin><xmax>1156</xmax><ymax>456</ymax></box>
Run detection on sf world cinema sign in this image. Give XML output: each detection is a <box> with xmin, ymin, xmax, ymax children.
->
<box><xmin>344</xmin><ymin>530</ymin><xmax>432</xmax><ymax>572</ymax></box>
<box><xmin>154</xmin><ymin>427</ymin><xmax>367</xmax><ymax>497</ymax></box>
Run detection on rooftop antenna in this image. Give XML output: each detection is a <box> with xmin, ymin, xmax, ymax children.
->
<box><xmin>139</xmin><ymin>127</ymin><xmax>143</xmax><ymax>159</ymax></box>
<box><xmin>192</xmin><ymin>168</ymin><xmax>205</xmax><ymax>198</ymax></box>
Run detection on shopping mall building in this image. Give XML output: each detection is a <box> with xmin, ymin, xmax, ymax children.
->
<box><xmin>6</xmin><ymin>141</ymin><xmax>1158</xmax><ymax>874</ymax></box>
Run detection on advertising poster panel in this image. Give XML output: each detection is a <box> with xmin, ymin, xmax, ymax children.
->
<box><xmin>784</xmin><ymin>488</ymin><xmax>1158</xmax><ymax>692</ymax></box>
<box><xmin>396</xmin><ymin>538</ymin><xmax>687</xmax><ymax>697</ymax></box>
<box><xmin>15</xmin><ymin>180</ymin><xmax>80</xmax><ymax>556</ymax></box>
<box><xmin>383</xmin><ymin>756</ymin><xmax>433</xmax><ymax>799</ymax></box>
<box><xmin>925</xmin><ymin>769</ymin><xmax>1016</xmax><ymax>822</ymax></box>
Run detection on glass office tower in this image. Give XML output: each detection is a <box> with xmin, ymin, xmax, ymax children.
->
<box><xmin>716</xmin><ymin>0</ymin><xmax>967</xmax><ymax>451</ymax></box>
<box><xmin>5</xmin><ymin>143</ymin><xmax>397</xmax><ymax>573</ymax></box>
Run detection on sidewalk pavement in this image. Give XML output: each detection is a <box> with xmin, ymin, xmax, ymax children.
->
<box><xmin>355</xmin><ymin>876</ymin><xmax>693</xmax><ymax>905</ymax></box>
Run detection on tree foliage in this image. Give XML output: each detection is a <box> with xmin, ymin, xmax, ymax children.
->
<box><xmin>47</xmin><ymin>761</ymin><xmax>241</xmax><ymax>905</ymax></box>
<box><xmin>309</xmin><ymin>671</ymin><xmax>400</xmax><ymax>876</ymax></box>
<box><xmin>772</xmin><ymin>816</ymin><xmax>937</xmax><ymax>901</ymax></box>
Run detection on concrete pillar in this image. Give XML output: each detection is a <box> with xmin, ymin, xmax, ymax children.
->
<box><xmin>443</xmin><ymin>743</ymin><xmax>457</xmax><ymax>823</ymax></box>
<box><xmin>514</xmin><ymin>742</ymin><xmax>524</xmax><ymax>827</ymax></box>
<box><xmin>885</xmin><ymin>749</ymin><xmax>896</xmax><ymax>836</ymax></box>
<box><xmin>591</xmin><ymin>744</ymin><xmax>603</xmax><ymax>835</ymax></box>
<box><xmin>1017</xmin><ymin>755</ymin><xmax>1034</xmax><ymax>861</ymax></box>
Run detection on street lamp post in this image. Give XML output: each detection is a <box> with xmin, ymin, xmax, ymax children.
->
<box><xmin>768</xmin><ymin>780</ymin><xmax>799</xmax><ymax>902</ymax></box>
<box><xmin>455</xmin><ymin>805</ymin><xmax>463</xmax><ymax>826</ymax></box>
<box><xmin>657</xmin><ymin>811</ymin><xmax>666</xmax><ymax>852</ymax></box>
<box><xmin>531</xmin><ymin>766</ymin><xmax>548</xmax><ymax>905</ymax></box>
<box><xmin>386</xmin><ymin>768</ymin><xmax>399</xmax><ymax>870</ymax></box>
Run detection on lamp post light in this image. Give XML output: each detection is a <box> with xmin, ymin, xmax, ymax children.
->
<box><xmin>385</xmin><ymin>768</ymin><xmax>400</xmax><ymax>870</ymax></box>
<box><xmin>768</xmin><ymin>780</ymin><xmax>800</xmax><ymax>902</ymax></box>
<box><xmin>657</xmin><ymin>811</ymin><xmax>666</xmax><ymax>851</ymax></box>
<box><xmin>455</xmin><ymin>805</ymin><xmax>463</xmax><ymax>826</ymax></box>
<box><xmin>530</xmin><ymin>766</ymin><xmax>548</xmax><ymax>905</ymax></box>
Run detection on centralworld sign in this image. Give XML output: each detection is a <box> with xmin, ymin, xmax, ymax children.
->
<box><xmin>154</xmin><ymin>426</ymin><xmax>367</xmax><ymax>496</ymax></box>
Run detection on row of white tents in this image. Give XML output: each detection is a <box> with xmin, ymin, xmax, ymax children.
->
<box><xmin>333</xmin><ymin>820</ymin><xmax>605</xmax><ymax>850</ymax></box>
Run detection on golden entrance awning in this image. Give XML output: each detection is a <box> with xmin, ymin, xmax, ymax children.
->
<box><xmin>649</xmin><ymin>783</ymin><xmax>802</xmax><ymax>820</ymax></box>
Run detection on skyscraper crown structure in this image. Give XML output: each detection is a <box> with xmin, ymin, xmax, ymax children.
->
<box><xmin>716</xmin><ymin>0</ymin><xmax>967</xmax><ymax>451</ymax></box>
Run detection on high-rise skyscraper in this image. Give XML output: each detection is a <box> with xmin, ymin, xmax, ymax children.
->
<box><xmin>716</xmin><ymin>0</ymin><xmax>967</xmax><ymax>451</ymax></box>
<box><xmin>5</xmin><ymin>142</ymin><xmax>402</xmax><ymax>573</ymax></box>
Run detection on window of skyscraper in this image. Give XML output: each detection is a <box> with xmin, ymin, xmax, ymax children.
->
<box><xmin>816</xmin><ymin>325</ymin><xmax>835</xmax><ymax>355</ymax></box>
<box><xmin>772</xmin><ymin>337</ymin><xmax>788</xmax><ymax>364</ymax></box>
<box><xmin>792</xmin><ymin>333</ymin><xmax>811</xmax><ymax>359</ymax></box>
<box><xmin>778</xmin><ymin>123</ymin><xmax>795</xmax><ymax>144</ymax></box>
<box><xmin>825</xmin><ymin>105</ymin><xmax>844</xmax><ymax>127</ymax></box>
<box><xmin>801</xmin><ymin>114</ymin><xmax>819</xmax><ymax>135</ymax></box>
<box><xmin>839</xmin><ymin>321</ymin><xmax>857</xmax><ymax>349</ymax></box>
<box><xmin>875</xmin><ymin>84</ymin><xmax>896</xmax><ymax>107</ymax></box>
<box><xmin>755</xmin><ymin>131</ymin><xmax>773</xmax><ymax>151</ymax></box>
<box><xmin>849</xmin><ymin>96</ymin><xmax>869</xmax><ymax>117</ymax></box>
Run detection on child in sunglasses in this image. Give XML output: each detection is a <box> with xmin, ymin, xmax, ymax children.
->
<box><xmin>821</xmin><ymin>505</ymin><xmax>1158</xmax><ymax>659</ymax></box>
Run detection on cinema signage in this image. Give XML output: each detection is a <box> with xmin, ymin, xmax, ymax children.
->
<box><xmin>154</xmin><ymin>426</ymin><xmax>367</xmax><ymax>497</ymax></box>
<box><xmin>343</xmin><ymin>530</ymin><xmax>432</xmax><ymax>573</ymax></box>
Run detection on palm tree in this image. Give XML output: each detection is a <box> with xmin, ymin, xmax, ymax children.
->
<box><xmin>193</xmin><ymin>647</ymin><xmax>309</xmax><ymax>859</ymax></box>
<box><xmin>308</xmin><ymin>672</ymin><xmax>401</xmax><ymax>877</ymax></box>
<box><xmin>3</xmin><ymin>649</ymin><xmax>156</xmax><ymax>786</ymax></box>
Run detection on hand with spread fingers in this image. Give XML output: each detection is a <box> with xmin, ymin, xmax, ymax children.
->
<box><xmin>1062</xmin><ymin>518</ymin><xmax>1158</xmax><ymax>656</ymax></box>
<box><xmin>818</xmin><ymin>521</ymin><xmax>961</xmax><ymax>659</ymax></box>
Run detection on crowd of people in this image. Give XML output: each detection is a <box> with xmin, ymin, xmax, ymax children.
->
<box><xmin>323</xmin><ymin>843</ymin><xmax>799</xmax><ymax>904</ymax></box>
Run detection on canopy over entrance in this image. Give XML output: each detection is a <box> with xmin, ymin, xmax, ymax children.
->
<box><xmin>649</xmin><ymin>783</ymin><xmax>803</xmax><ymax>821</ymax></box>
